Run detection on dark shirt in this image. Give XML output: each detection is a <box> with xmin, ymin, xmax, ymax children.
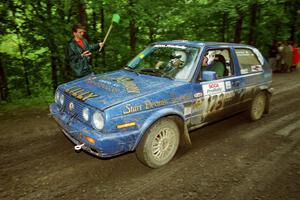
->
<box><xmin>67</xmin><ymin>37</ymin><xmax>99</xmax><ymax>78</ymax></box>
<box><xmin>203</xmin><ymin>61</ymin><xmax>225</xmax><ymax>77</ymax></box>
<box><xmin>268</xmin><ymin>45</ymin><xmax>278</xmax><ymax>58</ymax></box>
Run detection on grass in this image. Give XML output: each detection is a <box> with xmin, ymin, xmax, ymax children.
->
<box><xmin>0</xmin><ymin>95</ymin><xmax>53</xmax><ymax>113</ymax></box>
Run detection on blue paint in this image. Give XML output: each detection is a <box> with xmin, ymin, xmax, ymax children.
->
<box><xmin>49</xmin><ymin>41</ymin><xmax>272</xmax><ymax>158</ymax></box>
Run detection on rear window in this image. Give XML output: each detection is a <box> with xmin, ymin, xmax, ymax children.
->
<box><xmin>235</xmin><ymin>48</ymin><xmax>263</xmax><ymax>74</ymax></box>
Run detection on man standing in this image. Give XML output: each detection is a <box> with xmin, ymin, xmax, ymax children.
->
<box><xmin>268</xmin><ymin>40</ymin><xmax>279</xmax><ymax>72</ymax></box>
<box><xmin>67</xmin><ymin>24</ymin><xmax>103</xmax><ymax>78</ymax></box>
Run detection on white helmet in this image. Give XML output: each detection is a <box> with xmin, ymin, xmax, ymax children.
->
<box><xmin>172</xmin><ymin>51</ymin><xmax>187</xmax><ymax>64</ymax></box>
<box><xmin>206</xmin><ymin>51</ymin><xmax>215</xmax><ymax>65</ymax></box>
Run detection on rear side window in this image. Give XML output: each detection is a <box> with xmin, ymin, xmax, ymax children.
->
<box><xmin>234</xmin><ymin>48</ymin><xmax>263</xmax><ymax>74</ymax></box>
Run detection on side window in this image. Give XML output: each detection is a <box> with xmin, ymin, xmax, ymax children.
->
<box><xmin>199</xmin><ymin>48</ymin><xmax>234</xmax><ymax>81</ymax></box>
<box><xmin>235</xmin><ymin>48</ymin><xmax>263</xmax><ymax>74</ymax></box>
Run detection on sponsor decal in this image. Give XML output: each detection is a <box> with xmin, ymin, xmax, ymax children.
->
<box><xmin>100</xmin><ymin>76</ymin><xmax>140</xmax><ymax>94</ymax></box>
<box><xmin>64</xmin><ymin>86</ymin><xmax>99</xmax><ymax>101</ymax></box>
<box><xmin>100</xmin><ymin>76</ymin><xmax>132</xmax><ymax>82</ymax></box>
<box><xmin>138</xmin><ymin>54</ymin><xmax>145</xmax><ymax>59</ymax></box>
<box><xmin>240</xmin><ymin>69</ymin><xmax>249</xmax><ymax>74</ymax></box>
<box><xmin>251</xmin><ymin>65</ymin><xmax>263</xmax><ymax>72</ymax></box>
<box><xmin>169</xmin><ymin>93</ymin><xmax>190</xmax><ymax>104</ymax></box>
<box><xmin>122</xmin><ymin>81</ymin><xmax>140</xmax><ymax>94</ymax></box>
<box><xmin>225</xmin><ymin>81</ymin><xmax>232</xmax><ymax>90</ymax></box>
<box><xmin>194</xmin><ymin>92</ymin><xmax>203</xmax><ymax>98</ymax></box>
<box><xmin>184</xmin><ymin>106</ymin><xmax>192</xmax><ymax>116</ymax></box>
<box><xmin>123</xmin><ymin>104</ymin><xmax>143</xmax><ymax>115</ymax></box>
<box><xmin>86</xmin><ymin>78</ymin><xmax>119</xmax><ymax>93</ymax></box>
<box><xmin>123</xmin><ymin>99</ymin><xmax>168</xmax><ymax>115</ymax></box>
<box><xmin>200</xmin><ymin>93</ymin><xmax>226</xmax><ymax>121</ymax></box>
<box><xmin>192</xmin><ymin>98</ymin><xmax>204</xmax><ymax>110</ymax></box>
<box><xmin>144</xmin><ymin>99</ymin><xmax>168</xmax><ymax>109</ymax></box>
<box><xmin>202</xmin><ymin>82</ymin><xmax>225</xmax><ymax>96</ymax></box>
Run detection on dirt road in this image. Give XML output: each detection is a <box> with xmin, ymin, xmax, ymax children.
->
<box><xmin>0</xmin><ymin>71</ymin><xmax>299</xmax><ymax>200</ymax></box>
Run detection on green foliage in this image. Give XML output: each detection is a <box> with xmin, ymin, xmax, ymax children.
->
<box><xmin>0</xmin><ymin>0</ymin><xmax>299</xmax><ymax>108</ymax></box>
<box><xmin>0</xmin><ymin>89</ymin><xmax>53</xmax><ymax>112</ymax></box>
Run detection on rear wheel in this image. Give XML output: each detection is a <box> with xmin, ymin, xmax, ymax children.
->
<box><xmin>136</xmin><ymin>118</ymin><xmax>180</xmax><ymax>168</ymax></box>
<box><xmin>249</xmin><ymin>91</ymin><xmax>266</xmax><ymax>121</ymax></box>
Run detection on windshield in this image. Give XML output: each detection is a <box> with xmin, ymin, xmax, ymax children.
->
<box><xmin>127</xmin><ymin>44</ymin><xmax>200</xmax><ymax>81</ymax></box>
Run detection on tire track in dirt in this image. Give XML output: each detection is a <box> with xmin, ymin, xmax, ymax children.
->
<box><xmin>1</xmin><ymin>72</ymin><xmax>300</xmax><ymax>200</ymax></box>
<box><xmin>94</xmin><ymin>74</ymin><xmax>300</xmax><ymax>200</ymax></box>
<box><xmin>62</xmin><ymin>74</ymin><xmax>300</xmax><ymax>200</ymax></box>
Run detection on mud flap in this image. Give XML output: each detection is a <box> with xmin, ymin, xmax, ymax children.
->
<box><xmin>180</xmin><ymin>124</ymin><xmax>192</xmax><ymax>147</ymax></box>
<box><xmin>170</xmin><ymin>116</ymin><xmax>192</xmax><ymax>147</ymax></box>
<box><xmin>264</xmin><ymin>88</ymin><xmax>273</xmax><ymax>114</ymax></box>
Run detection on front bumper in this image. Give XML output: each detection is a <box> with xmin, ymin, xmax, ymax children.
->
<box><xmin>49</xmin><ymin>103</ymin><xmax>140</xmax><ymax>158</ymax></box>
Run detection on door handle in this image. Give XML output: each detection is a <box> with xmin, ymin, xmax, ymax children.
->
<box><xmin>232</xmin><ymin>80</ymin><xmax>240</xmax><ymax>87</ymax></box>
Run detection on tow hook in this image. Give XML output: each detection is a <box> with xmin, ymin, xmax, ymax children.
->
<box><xmin>74</xmin><ymin>144</ymin><xmax>85</xmax><ymax>152</ymax></box>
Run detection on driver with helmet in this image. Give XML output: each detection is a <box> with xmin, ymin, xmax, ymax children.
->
<box><xmin>169</xmin><ymin>50</ymin><xmax>187</xmax><ymax>68</ymax></box>
<box><xmin>202</xmin><ymin>50</ymin><xmax>224</xmax><ymax>77</ymax></box>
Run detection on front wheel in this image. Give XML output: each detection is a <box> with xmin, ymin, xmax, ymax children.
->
<box><xmin>136</xmin><ymin>118</ymin><xmax>180</xmax><ymax>168</ymax></box>
<box><xmin>249</xmin><ymin>91</ymin><xmax>266</xmax><ymax>121</ymax></box>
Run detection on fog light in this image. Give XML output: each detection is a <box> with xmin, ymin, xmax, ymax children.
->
<box><xmin>82</xmin><ymin>108</ymin><xmax>89</xmax><ymax>121</ymax></box>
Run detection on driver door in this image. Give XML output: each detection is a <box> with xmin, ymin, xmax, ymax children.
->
<box><xmin>189</xmin><ymin>47</ymin><xmax>241</xmax><ymax>127</ymax></box>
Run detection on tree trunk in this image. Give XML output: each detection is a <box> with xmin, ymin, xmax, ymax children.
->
<box><xmin>234</xmin><ymin>18</ymin><xmax>243</xmax><ymax>43</ymax></box>
<box><xmin>100</xmin><ymin>7</ymin><xmax>106</xmax><ymax>68</ymax></box>
<box><xmin>78</xmin><ymin>0</ymin><xmax>90</xmax><ymax>41</ymax></box>
<box><xmin>234</xmin><ymin>7</ymin><xmax>244</xmax><ymax>43</ymax></box>
<box><xmin>248</xmin><ymin>3</ymin><xmax>258</xmax><ymax>45</ymax></box>
<box><xmin>0</xmin><ymin>56</ymin><xmax>9</xmax><ymax>101</ymax></box>
<box><xmin>129</xmin><ymin>0</ymin><xmax>137</xmax><ymax>53</ymax></box>
<box><xmin>92</xmin><ymin>9</ymin><xmax>99</xmax><ymax>69</ymax></box>
<box><xmin>149</xmin><ymin>25</ymin><xmax>155</xmax><ymax>43</ymax></box>
<box><xmin>47</xmin><ymin>0</ymin><xmax>58</xmax><ymax>93</ymax></box>
<box><xmin>129</xmin><ymin>20</ymin><xmax>137</xmax><ymax>52</ymax></box>
<box><xmin>289</xmin><ymin>5</ymin><xmax>298</xmax><ymax>43</ymax></box>
<box><xmin>10</xmin><ymin>2</ymin><xmax>31</xmax><ymax>96</ymax></box>
<box><xmin>17</xmin><ymin>35</ymin><xmax>31</xmax><ymax>96</ymax></box>
<box><xmin>220</xmin><ymin>12</ymin><xmax>227</xmax><ymax>42</ymax></box>
<box><xmin>78</xmin><ymin>0</ymin><xmax>88</xmax><ymax>27</ymax></box>
<box><xmin>50</xmin><ymin>52</ymin><xmax>58</xmax><ymax>92</ymax></box>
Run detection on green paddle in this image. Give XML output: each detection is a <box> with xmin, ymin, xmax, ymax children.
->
<box><xmin>99</xmin><ymin>14</ymin><xmax>120</xmax><ymax>52</ymax></box>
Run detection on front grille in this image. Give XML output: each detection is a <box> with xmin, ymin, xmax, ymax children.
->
<box><xmin>63</xmin><ymin>93</ymin><xmax>89</xmax><ymax>123</ymax></box>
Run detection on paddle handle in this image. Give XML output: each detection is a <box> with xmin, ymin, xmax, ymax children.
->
<box><xmin>99</xmin><ymin>24</ymin><xmax>113</xmax><ymax>52</ymax></box>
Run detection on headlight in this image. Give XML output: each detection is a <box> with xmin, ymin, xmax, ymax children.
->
<box><xmin>82</xmin><ymin>108</ymin><xmax>89</xmax><ymax>121</ymax></box>
<box><xmin>59</xmin><ymin>94</ymin><xmax>65</xmax><ymax>105</ymax></box>
<box><xmin>55</xmin><ymin>90</ymin><xmax>60</xmax><ymax>104</ymax></box>
<box><xmin>92</xmin><ymin>111</ymin><xmax>104</xmax><ymax>130</ymax></box>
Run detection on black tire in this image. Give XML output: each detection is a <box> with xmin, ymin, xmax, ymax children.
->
<box><xmin>249</xmin><ymin>91</ymin><xmax>266</xmax><ymax>121</ymax></box>
<box><xmin>136</xmin><ymin>118</ymin><xmax>180</xmax><ymax>168</ymax></box>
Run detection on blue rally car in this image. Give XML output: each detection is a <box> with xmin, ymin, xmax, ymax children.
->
<box><xmin>50</xmin><ymin>41</ymin><xmax>272</xmax><ymax>168</ymax></box>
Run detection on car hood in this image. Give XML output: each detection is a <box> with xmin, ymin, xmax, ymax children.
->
<box><xmin>60</xmin><ymin>70</ymin><xmax>184</xmax><ymax>110</ymax></box>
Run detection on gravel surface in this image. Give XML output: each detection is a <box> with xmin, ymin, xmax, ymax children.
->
<box><xmin>0</xmin><ymin>71</ymin><xmax>299</xmax><ymax>200</ymax></box>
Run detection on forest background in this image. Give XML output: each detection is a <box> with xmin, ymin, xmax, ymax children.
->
<box><xmin>0</xmin><ymin>0</ymin><xmax>299</xmax><ymax>109</ymax></box>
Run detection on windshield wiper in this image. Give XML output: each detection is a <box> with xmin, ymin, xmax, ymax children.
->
<box><xmin>139</xmin><ymin>68</ymin><xmax>175</xmax><ymax>80</ymax></box>
<box><xmin>139</xmin><ymin>68</ymin><xmax>162</xmax><ymax>76</ymax></box>
<box><xmin>124</xmin><ymin>66</ymin><xmax>139</xmax><ymax>75</ymax></box>
<box><xmin>161</xmin><ymin>74</ymin><xmax>175</xmax><ymax>80</ymax></box>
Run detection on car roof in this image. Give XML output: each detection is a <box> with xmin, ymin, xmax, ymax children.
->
<box><xmin>152</xmin><ymin>40</ymin><xmax>253</xmax><ymax>49</ymax></box>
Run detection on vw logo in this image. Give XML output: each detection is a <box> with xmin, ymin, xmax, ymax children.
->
<box><xmin>69</xmin><ymin>102</ymin><xmax>75</xmax><ymax>111</ymax></box>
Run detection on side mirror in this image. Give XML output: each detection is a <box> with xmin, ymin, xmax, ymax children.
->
<box><xmin>202</xmin><ymin>71</ymin><xmax>217</xmax><ymax>81</ymax></box>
